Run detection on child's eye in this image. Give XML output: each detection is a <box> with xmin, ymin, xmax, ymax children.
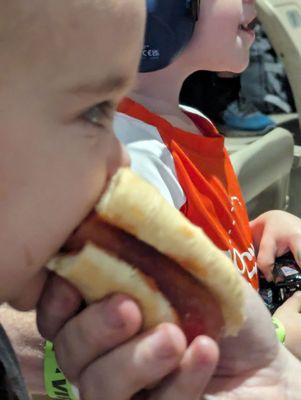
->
<box><xmin>82</xmin><ymin>101</ymin><xmax>114</xmax><ymax>127</ymax></box>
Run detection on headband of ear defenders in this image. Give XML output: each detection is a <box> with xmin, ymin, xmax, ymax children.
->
<box><xmin>139</xmin><ymin>0</ymin><xmax>200</xmax><ymax>73</ymax></box>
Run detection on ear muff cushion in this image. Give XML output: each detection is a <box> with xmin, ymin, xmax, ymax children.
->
<box><xmin>142</xmin><ymin>14</ymin><xmax>179</xmax><ymax>68</ymax></box>
<box><xmin>140</xmin><ymin>0</ymin><xmax>199</xmax><ymax>73</ymax></box>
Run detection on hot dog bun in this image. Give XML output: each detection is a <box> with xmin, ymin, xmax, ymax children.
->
<box><xmin>48</xmin><ymin>243</ymin><xmax>179</xmax><ymax>329</ymax></box>
<box><xmin>49</xmin><ymin>168</ymin><xmax>245</xmax><ymax>337</ymax></box>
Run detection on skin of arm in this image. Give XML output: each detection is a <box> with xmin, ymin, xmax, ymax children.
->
<box><xmin>0</xmin><ymin>304</ymin><xmax>45</xmax><ymax>394</ymax></box>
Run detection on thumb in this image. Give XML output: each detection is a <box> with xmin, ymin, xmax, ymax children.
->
<box><xmin>257</xmin><ymin>236</ymin><xmax>277</xmax><ymax>282</ymax></box>
<box><xmin>279</xmin><ymin>291</ymin><xmax>301</xmax><ymax>313</ymax></box>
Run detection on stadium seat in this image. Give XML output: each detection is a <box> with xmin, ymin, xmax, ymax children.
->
<box><xmin>229</xmin><ymin>128</ymin><xmax>294</xmax><ymax>218</ymax></box>
<box><xmin>256</xmin><ymin>0</ymin><xmax>301</xmax><ymax>136</ymax></box>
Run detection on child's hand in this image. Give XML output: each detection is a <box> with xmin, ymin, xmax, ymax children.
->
<box><xmin>250</xmin><ymin>210</ymin><xmax>301</xmax><ymax>281</ymax></box>
<box><xmin>273</xmin><ymin>292</ymin><xmax>301</xmax><ymax>359</ymax></box>
<box><xmin>37</xmin><ymin>275</ymin><xmax>218</xmax><ymax>400</ymax></box>
<box><xmin>38</xmin><ymin>275</ymin><xmax>301</xmax><ymax>400</ymax></box>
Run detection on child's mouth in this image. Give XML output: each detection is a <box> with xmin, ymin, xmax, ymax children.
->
<box><xmin>239</xmin><ymin>18</ymin><xmax>257</xmax><ymax>32</ymax></box>
<box><xmin>239</xmin><ymin>18</ymin><xmax>257</xmax><ymax>38</ymax></box>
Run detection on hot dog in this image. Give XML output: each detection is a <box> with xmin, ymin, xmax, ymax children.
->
<box><xmin>48</xmin><ymin>168</ymin><xmax>245</xmax><ymax>341</ymax></box>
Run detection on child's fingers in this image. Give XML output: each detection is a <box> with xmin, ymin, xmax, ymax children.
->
<box><xmin>53</xmin><ymin>294</ymin><xmax>142</xmax><ymax>383</ymax></box>
<box><xmin>276</xmin><ymin>291</ymin><xmax>301</xmax><ymax>313</ymax></box>
<box><xmin>37</xmin><ymin>274</ymin><xmax>83</xmax><ymax>340</ymax></box>
<box><xmin>256</xmin><ymin>236</ymin><xmax>277</xmax><ymax>282</ymax></box>
<box><xmin>249</xmin><ymin>218</ymin><xmax>262</xmax><ymax>254</ymax></box>
<box><xmin>150</xmin><ymin>336</ymin><xmax>219</xmax><ymax>400</ymax></box>
<box><xmin>78</xmin><ymin>323</ymin><xmax>186</xmax><ymax>400</ymax></box>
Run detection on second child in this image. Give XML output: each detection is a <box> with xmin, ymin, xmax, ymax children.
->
<box><xmin>114</xmin><ymin>0</ymin><xmax>301</xmax><ymax>358</ymax></box>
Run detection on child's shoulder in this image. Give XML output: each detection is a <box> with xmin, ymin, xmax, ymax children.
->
<box><xmin>117</xmin><ymin>98</ymin><xmax>220</xmax><ymax>138</ymax></box>
<box><xmin>117</xmin><ymin>98</ymin><xmax>170</xmax><ymax>131</ymax></box>
<box><xmin>114</xmin><ymin>110</ymin><xmax>164</xmax><ymax>145</ymax></box>
<box><xmin>180</xmin><ymin>105</ymin><xmax>221</xmax><ymax>137</ymax></box>
<box><xmin>114</xmin><ymin>107</ymin><xmax>186</xmax><ymax>210</ymax></box>
<box><xmin>115</xmin><ymin>98</ymin><xmax>175</xmax><ymax>145</ymax></box>
<box><xmin>180</xmin><ymin>105</ymin><xmax>211</xmax><ymax>122</ymax></box>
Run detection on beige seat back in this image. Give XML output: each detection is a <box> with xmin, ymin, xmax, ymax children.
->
<box><xmin>230</xmin><ymin>128</ymin><xmax>294</xmax><ymax>218</ymax></box>
<box><xmin>256</xmin><ymin>0</ymin><xmax>301</xmax><ymax>132</ymax></box>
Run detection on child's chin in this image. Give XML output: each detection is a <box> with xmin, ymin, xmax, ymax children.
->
<box><xmin>229</xmin><ymin>58</ymin><xmax>250</xmax><ymax>74</ymax></box>
<box><xmin>8</xmin><ymin>296</ymin><xmax>39</xmax><ymax>312</ymax></box>
<box><xmin>8</xmin><ymin>272</ymin><xmax>48</xmax><ymax>311</ymax></box>
<box><xmin>8</xmin><ymin>299</ymin><xmax>38</xmax><ymax>312</ymax></box>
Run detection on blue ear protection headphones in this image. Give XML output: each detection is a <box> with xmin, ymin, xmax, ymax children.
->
<box><xmin>139</xmin><ymin>0</ymin><xmax>200</xmax><ymax>73</ymax></box>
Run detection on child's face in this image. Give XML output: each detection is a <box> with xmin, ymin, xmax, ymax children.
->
<box><xmin>184</xmin><ymin>0</ymin><xmax>257</xmax><ymax>73</ymax></box>
<box><xmin>0</xmin><ymin>0</ymin><xmax>145</xmax><ymax>310</ymax></box>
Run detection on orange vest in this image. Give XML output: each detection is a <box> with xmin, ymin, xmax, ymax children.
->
<box><xmin>119</xmin><ymin>98</ymin><xmax>258</xmax><ymax>289</ymax></box>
